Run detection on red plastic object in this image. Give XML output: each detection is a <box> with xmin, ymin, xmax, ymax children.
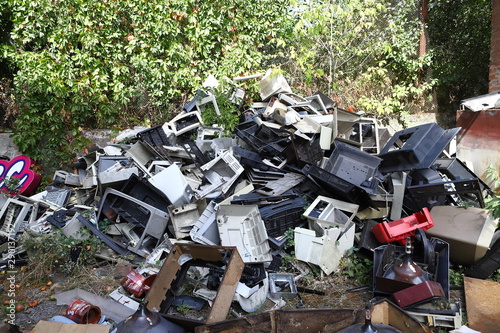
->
<box><xmin>392</xmin><ymin>280</ymin><xmax>445</xmax><ymax>308</ymax></box>
<box><xmin>372</xmin><ymin>208</ymin><xmax>434</xmax><ymax>245</ymax></box>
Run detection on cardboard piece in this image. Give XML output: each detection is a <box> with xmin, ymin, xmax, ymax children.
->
<box><xmin>464</xmin><ymin>276</ymin><xmax>500</xmax><ymax>333</ymax></box>
<box><xmin>31</xmin><ymin>321</ymin><xmax>110</xmax><ymax>333</ymax></box>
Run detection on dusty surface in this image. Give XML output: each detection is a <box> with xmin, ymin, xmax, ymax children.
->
<box><xmin>1</xmin><ymin>261</ymin><xmax>467</xmax><ymax>333</ymax></box>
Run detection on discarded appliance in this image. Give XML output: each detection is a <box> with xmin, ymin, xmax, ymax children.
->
<box><xmin>0</xmin><ymin>197</ymin><xmax>33</xmax><ymax>238</ymax></box>
<box><xmin>95</xmin><ymin>188</ymin><xmax>169</xmax><ymax>256</ymax></box>
<box><xmin>373</xmin><ymin>230</ymin><xmax>449</xmax><ymax>299</ymax></box>
<box><xmin>148</xmin><ymin>163</ymin><xmax>194</xmax><ymax>207</ymax></box>
<box><xmin>294</xmin><ymin>221</ymin><xmax>355</xmax><ymax>275</ymax></box>
<box><xmin>303</xmin><ymin>195</ymin><xmax>359</xmax><ymax>230</ymax></box>
<box><xmin>217</xmin><ymin>204</ymin><xmax>272</xmax><ymax>263</ymax></box>
<box><xmin>371</xmin><ymin>207</ymin><xmax>434</xmax><ymax>245</ymax></box>
<box><xmin>378</xmin><ymin>123</ymin><xmax>460</xmax><ymax>173</ymax></box>
<box><xmin>323</xmin><ymin>140</ymin><xmax>382</xmax><ymax>194</ymax></box>
<box><xmin>427</xmin><ymin>206</ymin><xmax>496</xmax><ymax>265</ymax></box>
<box><xmin>465</xmin><ymin>231</ymin><xmax>500</xmax><ymax>279</ymax></box>
<box><xmin>258</xmin><ymin>69</ymin><xmax>292</xmax><ymax>101</ymax></box>
<box><xmin>407</xmin><ymin>178</ymin><xmax>485</xmax><ymax>212</ymax></box>
<box><xmin>144</xmin><ymin>244</ymin><xmax>245</xmax><ymax>325</ymax></box>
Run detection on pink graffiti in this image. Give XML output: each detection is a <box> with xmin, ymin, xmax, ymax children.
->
<box><xmin>0</xmin><ymin>155</ymin><xmax>41</xmax><ymax>195</ymax></box>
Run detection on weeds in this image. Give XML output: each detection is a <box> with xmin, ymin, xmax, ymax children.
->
<box><xmin>339</xmin><ymin>248</ymin><xmax>373</xmax><ymax>286</ymax></box>
<box><xmin>20</xmin><ymin>229</ymin><xmax>101</xmax><ymax>284</ymax></box>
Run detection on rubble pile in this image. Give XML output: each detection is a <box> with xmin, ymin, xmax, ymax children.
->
<box><xmin>1</xmin><ymin>70</ymin><xmax>499</xmax><ymax>332</ymax></box>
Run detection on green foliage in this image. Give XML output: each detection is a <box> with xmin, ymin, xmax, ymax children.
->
<box><xmin>449</xmin><ymin>266</ymin><xmax>465</xmax><ymax>287</ymax></box>
<box><xmin>485</xmin><ymin>196</ymin><xmax>500</xmax><ymax>222</ymax></box>
<box><xmin>485</xmin><ymin>165</ymin><xmax>500</xmax><ymax>194</ymax></box>
<box><xmin>428</xmin><ymin>0</ymin><xmax>491</xmax><ymax>127</ymax></box>
<box><xmin>484</xmin><ymin>165</ymin><xmax>500</xmax><ymax>221</ymax></box>
<box><xmin>175</xmin><ymin>304</ymin><xmax>192</xmax><ymax>315</ymax></box>
<box><xmin>288</xmin><ymin>0</ymin><xmax>433</xmax><ymax>118</ymax></box>
<box><xmin>22</xmin><ymin>229</ymin><xmax>101</xmax><ymax>275</ymax></box>
<box><xmin>0</xmin><ymin>0</ymin><xmax>292</xmax><ymax>168</ymax></box>
<box><xmin>339</xmin><ymin>248</ymin><xmax>373</xmax><ymax>285</ymax></box>
<box><xmin>0</xmin><ymin>176</ymin><xmax>20</xmax><ymax>195</ymax></box>
<box><xmin>200</xmin><ymin>82</ymin><xmax>241</xmax><ymax>137</ymax></box>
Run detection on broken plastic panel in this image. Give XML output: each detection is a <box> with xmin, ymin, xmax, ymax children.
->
<box><xmin>389</xmin><ymin>171</ymin><xmax>407</xmax><ymax>221</ymax></box>
<box><xmin>98</xmin><ymin>167</ymin><xmax>139</xmax><ymax>196</ymax></box>
<box><xmin>53</xmin><ymin>170</ymin><xmax>81</xmax><ymax>187</ymax></box>
<box><xmin>167</xmin><ymin>201</ymin><xmax>205</xmax><ymax>239</ymax></box>
<box><xmin>148</xmin><ymin>163</ymin><xmax>193</xmax><ymax>207</ymax></box>
<box><xmin>42</xmin><ymin>188</ymin><xmax>73</xmax><ymax>207</ymax></box>
<box><xmin>259</xmin><ymin>196</ymin><xmax>308</xmax><ymax>238</ymax></box>
<box><xmin>196</xmin><ymin>93</ymin><xmax>221</xmax><ymax>116</ymax></box>
<box><xmin>200</xmin><ymin>150</ymin><xmax>244</xmax><ymax>195</ymax></box>
<box><xmin>125</xmin><ymin>141</ymin><xmax>163</xmax><ymax>177</ymax></box>
<box><xmin>259</xmin><ymin>69</ymin><xmax>292</xmax><ymax>101</ymax></box>
<box><xmin>190</xmin><ymin>201</ymin><xmax>220</xmax><ymax>246</ymax></box>
<box><xmin>268</xmin><ymin>273</ymin><xmax>298</xmax><ymax>300</ymax></box>
<box><xmin>235</xmin><ymin>120</ymin><xmax>291</xmax><ymax>158</ymax></box>
<box><xmin>304</xmin><ymin>93</ymin><xmax>330</xmax><ymax>115</ymax></box>
<box><xmin>285</xmin><ymin>134</ymin><xmax>324</xmax><ymax>167</ymax></box>
<box><xmin>0</xmin><ymin>198</ymin><xmax>32</xmax><ymax>238</ymax></box>
<box><xmin>294</xmin><ymin>221</ymin><xmax>355</xmax><ymax>275</ymax></box>
<box><xmin>163</xmin><ymin>111</ymin><xmax>202</xmax><ymax>137</ymax></box>
<box><xmin>231</xmin><ymin>188</ymin><xmax>299</xmax><ymax>206</ymax></box>
<box><xmin>233</xmin><ymin>146</ymin><xmax>278</xmax><ymax>171</ymax></box>
<box><xmin>371</xmin><ymin>207</ymin><xmax>434</xmax><ymax>245</ymax></box>
<box><xmin>137</xmin><ymin>124</ymin><xmax>173</xmax><ymax>148</ymax></box>
<box><xmin>348</xmin><ymin>117</ymin><xmax>382</xmax><ymax>154</ymax></box>
<box><xmin>323</xmin><ymin>141</ymin><xmax>382</xmax><ymax>194</ymax></box>
<box><xmin>145</xmin><ymin>243</ymin><xmax>245</xmax><ymax>325</ymax></box>
<box><xmin>392</xmin><ymin>280</ymin><xmax>445</xmax><ymax>308</ymax></box>
<box><xmin>97</xmin><ymin>188</ymin><xmax>169</xmax><ymax>256</ymax></box>
<box><xmin>407</xmin><ymin>178</ymin><xmax>485</xmax><ymax>212</ymax></box>
<box><xmin>378</xmin><ymin>123</ymin><xmax>461</xmax><ymax>173</ymax></box>
<box><xmin>256</xmin><ymin>172</ymin><xmax>305</xmax><ymax>197</ymax></box>
<box><xmin>217</xmin><ymin>204</ymin><xmax>272</xmax><ymax>263</ymax></box>
<box><xmin>302</xmin><ymin>164</ymin><xmax>374</xmax><ymax>209</ymax></box>
<box><xmin>434</xmin><ymin>157</ymin><xmax>491</xmax><ymax>194</ymax></box>
<box><xmin>119</xmin><ymin>174</ymin><xmax>171</xmax><ymax>211</ymax></box>
<box><xmin>303</xmin><ymin>195</ymin><xmax>359</xmax><ymax>231</ymax></box>
<box><xmin>197</xmin><ymin>126</ymin><xmax>223</xmax><ymax>141</ymax></box>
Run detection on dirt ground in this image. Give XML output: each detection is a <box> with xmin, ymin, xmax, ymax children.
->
<box><xmin>1</xmin><ymin>259</ymin><xmax>465</xmax><ymax>333</ymax></box>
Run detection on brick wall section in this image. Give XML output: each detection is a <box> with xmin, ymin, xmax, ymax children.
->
<box><xmin>490</xmin><ymin>0</ymin><xmax>500</xmax><ymax>92</ymax></box>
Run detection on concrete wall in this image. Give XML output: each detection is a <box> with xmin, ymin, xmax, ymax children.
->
<box><xmin>0</xmin><ymin>132</ymin><xmax>20</xmax><ymax>159</ymax></box>
<box><xmin>456</xmin><ymin>109</ymin><xmax>500</xmax><ymax>190</ymax></box>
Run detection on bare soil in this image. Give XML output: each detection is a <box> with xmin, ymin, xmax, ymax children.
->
<box><xmin>1</xmin><ymin>260</ymin><xmax>465</xmax><ymax>332</ymax></box>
